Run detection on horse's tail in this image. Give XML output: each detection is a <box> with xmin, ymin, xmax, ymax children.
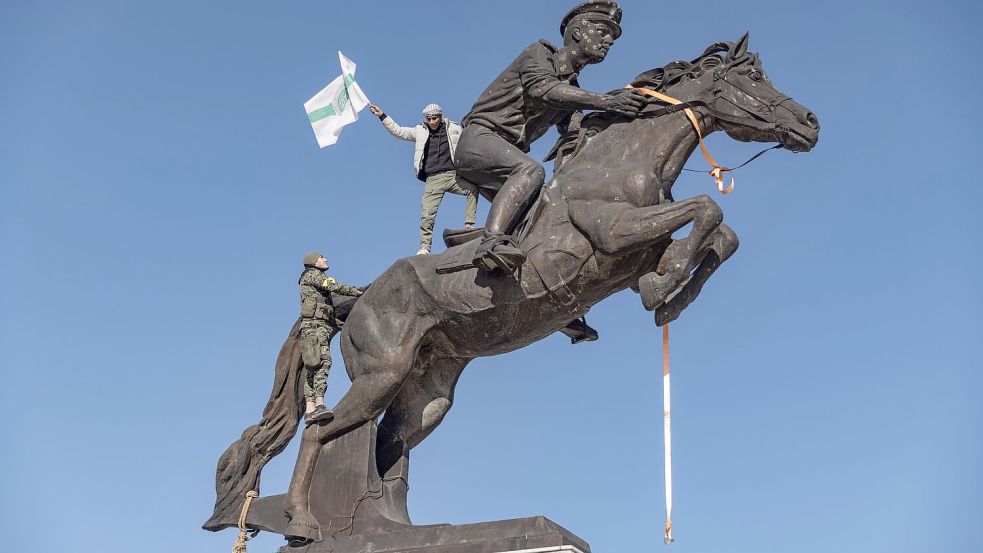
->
<box><xmin>202</xmin><ymin>318</ymin><xmax>305</xmax><ymax>531</ymax></box>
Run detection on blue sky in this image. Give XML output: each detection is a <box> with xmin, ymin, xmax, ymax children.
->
<box><xmin>1</xmin><ymin>1</ymin><xmax>980</xmax><ymax>552</ymax></box>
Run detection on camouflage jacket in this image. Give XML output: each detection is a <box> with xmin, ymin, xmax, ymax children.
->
<box><xmin>298</xmin><ymin>267</ymin><xmax>361</xmax><ymax>325</ymax></box>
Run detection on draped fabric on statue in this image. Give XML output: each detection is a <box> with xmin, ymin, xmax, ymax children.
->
<box><xmin>204</xmin><ymin>295</ymin><xmax>361</xmax><ymax>530</ymax></box>
<box><xmin>203</xmin><ymin>318</ymin><xmax>306</xmax><ymax>530</ymax></box>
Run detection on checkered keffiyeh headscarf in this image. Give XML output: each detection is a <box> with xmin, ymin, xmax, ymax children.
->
<box><xmin>422</xmin><ymin>103</ymin><xmax>443</xmax><ymax>117</ymax></box>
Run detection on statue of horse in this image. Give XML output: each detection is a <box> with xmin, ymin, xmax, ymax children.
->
<box><xmin>203</xmin><ymin>34</ymin><xmax>819</xmax><ymax>541</ymax></box>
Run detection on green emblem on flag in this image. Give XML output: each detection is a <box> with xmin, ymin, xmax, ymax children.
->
<box><xmin>306</xmin><ymin>74</ymin><xmax>357</xmax><ymax>123</ymax></box>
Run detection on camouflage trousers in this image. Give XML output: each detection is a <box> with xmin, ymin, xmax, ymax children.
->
<box><xmin>300</xmin><ymin>320</ymin><xmax>338</xmax><ymax>402</ymax></box>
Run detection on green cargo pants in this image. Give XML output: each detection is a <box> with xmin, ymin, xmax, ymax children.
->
<box><xmin>420</xmin><ymin>170</ymin><xmax>478</xmax><ymax>251</ymax></box>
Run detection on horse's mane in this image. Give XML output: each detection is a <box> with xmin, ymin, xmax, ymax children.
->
<box><xmin>629</xmin><ymin>39</ymin><xmax>757</xmax><ymax>94</ymax></box>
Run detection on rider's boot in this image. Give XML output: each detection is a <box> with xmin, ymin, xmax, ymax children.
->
<box><xmin>472</xmin><ymin>230</ymin><xmax>525</xmax><ymax>274</ymax></box>
<box><xmin>559</xmin><ymin>317</ymin><xmax>599</xmax><ymax>344</ymax></box>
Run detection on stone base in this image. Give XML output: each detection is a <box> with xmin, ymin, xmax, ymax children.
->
<box><xmin>234</xmin><ymin>422</ymin><xmax>590</xmax><ymax>553</ymax></box>
<box><xmin>277</xmin><ymin>515</ymin><xmax>590</xmax><ymax>553</ymax></box>
<box><xmin>245</xmin><ymin>422</ymin><xmax>421</xmax><ymax>538</ymax></box>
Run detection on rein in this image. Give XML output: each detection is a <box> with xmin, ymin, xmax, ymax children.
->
<box><xmin>682</xmin><ymin>144</ymin><xmax>782</xmax><ymax>175</ymax></box>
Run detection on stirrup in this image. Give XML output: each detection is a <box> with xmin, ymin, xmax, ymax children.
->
<box><xmin>472</xmin><ymin>233</ymin><xmax>525</xmax><ymax>273</ymax></box>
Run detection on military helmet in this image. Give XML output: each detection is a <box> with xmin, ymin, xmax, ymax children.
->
<box><xmin>303</xmin><ymin>251</ymin><xmax>323</xmax><ymax>267</ymax></box>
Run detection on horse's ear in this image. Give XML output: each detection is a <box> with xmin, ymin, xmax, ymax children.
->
<box><xmin>731</xmin><ymin>32</ymin><xmax>749</xmax><ymax>60</ymax></box>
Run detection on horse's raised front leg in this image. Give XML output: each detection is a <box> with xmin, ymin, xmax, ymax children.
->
<box><xmin>571</xmin><ymin>195</ymin><xmax>723</xmax><ymax>307</ymax></box>
<box><xmin>654</xmin><ymin>222</ymin><xmax>739</xmax><ymax>325</ymax></box>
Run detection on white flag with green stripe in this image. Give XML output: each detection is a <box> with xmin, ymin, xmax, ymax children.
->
<box><xmin>305</xmin><ymin>51</ymin><xmax>370</xmax><ymax>148</ymax></box>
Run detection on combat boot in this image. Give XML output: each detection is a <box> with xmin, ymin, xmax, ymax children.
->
<box><xmin>304</xmin><ymin>405</ymin><xmax>334</xmax><ymax>425</ymax></box>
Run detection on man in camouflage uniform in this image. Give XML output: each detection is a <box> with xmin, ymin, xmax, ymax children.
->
<box><xmin>299</xmin><ymin>251</ymin><xmax>363</xmax><ymax>425</ymax></box>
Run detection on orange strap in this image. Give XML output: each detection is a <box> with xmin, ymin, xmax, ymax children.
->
<box><xmin>627</xmin><ymin>85</ymin><xmax>734</xmax><ymax>195</ymax></box>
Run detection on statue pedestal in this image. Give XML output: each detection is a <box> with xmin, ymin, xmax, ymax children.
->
<box><xmin>277</xmin><ymin>515</ymin><xmax>591</xmax><ymax>553</ymax></box>
<box><xmin>243</xmin><ymin>422</ymin><xmax>592</xmax><ymax>553</ymax></box>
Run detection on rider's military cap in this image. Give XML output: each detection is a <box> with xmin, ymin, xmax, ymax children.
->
<box><xmin>303</xmin><ymin>251</ymin><xmax>323</xmax><ymax>267</ymax></box>
<box><xmin>560</xmin><ymin>1</ymin><xmax>623</xmax><ymax>40</ymax></box>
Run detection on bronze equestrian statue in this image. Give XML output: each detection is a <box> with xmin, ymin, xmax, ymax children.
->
<box><xmin>204</xmin><ymin>33</ymin><xmax>819</xmax><ymax>544</ymax></box>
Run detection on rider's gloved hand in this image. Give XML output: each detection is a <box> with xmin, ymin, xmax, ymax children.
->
<box><xmin>601</xmin><ymin>89</ymin><xmax>647</xmax><ymax>117</ymax></box>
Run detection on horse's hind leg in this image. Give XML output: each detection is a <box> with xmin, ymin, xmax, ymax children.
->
<box><xmin>375</xmin><ymin>356</ymin><xmax>470</xmax><ymax>480</ymax></box>
<box><xmin>655</xmin><ymin>223</ymin><xmax>739</xmax><ymax>326</ymax></box>
<box><xmin>283</xmin><ymin>319</ymin><xmax>426</xmax><ymax>542</ymax></box>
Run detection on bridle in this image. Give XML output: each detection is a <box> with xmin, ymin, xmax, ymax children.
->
<box><xmin>626</xmin><ymin>64</ymin><xmax>789</xmax><ymax>195</ymax></box>
<box><xmin>714</xmin><ymin>69</ymin><xmax>793</xmax><ymax>122</ymax></box>
<box><xmin>712</xmin><ymin>69</ymin><xmax>796</xmax><ymax>145</ymax></box>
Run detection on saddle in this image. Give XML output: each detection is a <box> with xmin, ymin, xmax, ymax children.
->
<box><xmin>435</xmin><ymin>222</ymin><xmax>531</xmax><ymax>275</ymax></box>
<box><xmin>434</xmin><ymin>189</ymin><xmax>547</xmax><ymax>276</ymax></box>
<box><xmin>435</xmin><ymin>229</ymin><xmax>484</xmax><ymax>275</ymax></box>
<box><xmin>442</xmin><ymin>227</ymin><xmax>485</xmax><ymax>248</ymax></box>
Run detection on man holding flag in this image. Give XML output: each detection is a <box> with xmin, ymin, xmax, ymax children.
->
<box><xmin>367</xmin><ymin>102</ymin><xmax>478</xmax><ymax>256</ymax></box>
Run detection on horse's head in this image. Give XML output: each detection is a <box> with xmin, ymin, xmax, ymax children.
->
<box><xmin>632</xmin><ymin>33</ymin><xmax>819</xmax><ymax>152</ymax></box>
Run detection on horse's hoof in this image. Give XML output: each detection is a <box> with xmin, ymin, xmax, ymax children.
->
<box><xmin>284</xmin><ymin>510</ymin><xmax>321</xmax><ymax>543</ymax></box>
<box><xmin>655</xmin><ymin>303</ymin><xmax>680</xmax><ymax>327</ymax></box>
<box><xmin>638</xmin><ymin>272</ymin><xmax>672</xmax><ymax>311</ymax></box>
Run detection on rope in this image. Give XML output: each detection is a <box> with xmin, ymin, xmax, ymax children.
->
<box><xmin>232</xmin><ymin>491</ymin><xmax>260</xmax><ymax>553</ymax></box>
<box><xmin>663</xmin><ymin>324</ymin><xmax>674</xmax><ymax>544</ymax></box>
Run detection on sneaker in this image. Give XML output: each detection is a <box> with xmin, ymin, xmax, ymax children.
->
<box><xmin>416</xmin><ymin>248</ymin><xmax>430</xmax><ymax>255</ymax></box>
<box><xmin>304</xmin><ymin>405</ymin><xmax>334</xmax><ymax>425</ymax></box>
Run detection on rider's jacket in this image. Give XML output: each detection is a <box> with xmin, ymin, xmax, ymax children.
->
<box><xmin>463</xmin><ymin>40</ymin><xmax>578</xmax><ymax>153</ymax></box>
